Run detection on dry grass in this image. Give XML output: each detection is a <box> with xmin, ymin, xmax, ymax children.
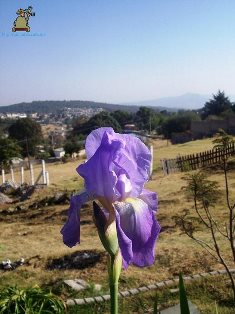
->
<box><xmin>152</xmin><ymin>137</ymin><xmax>218</xmax><ymax>170</ymax></box>
<box><xmin>0</xmin><ymin>138</ymin><xmax>235</xmax><ymax>312</ymax></box>
<box><xmin>41</xmin><ymin>124</ymin><xmax>64</xmax><ymax>138</ymax></box>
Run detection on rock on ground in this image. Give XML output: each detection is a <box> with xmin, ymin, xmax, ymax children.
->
<box><xmin>0</xmin><ymin>192</ymin><xmax>13</xmax><ymax>204</ymax></box>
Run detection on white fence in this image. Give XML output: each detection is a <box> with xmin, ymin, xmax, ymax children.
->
<box><xmin>1</xmin><ymin>160</ymin><xmax>49</xmax><ymax>187</ymax></box>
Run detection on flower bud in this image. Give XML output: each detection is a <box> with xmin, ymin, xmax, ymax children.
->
<box><xmin>93</xmin><ymin>201</ymin><xmax>119</xmax><ymax>256</ymax></box>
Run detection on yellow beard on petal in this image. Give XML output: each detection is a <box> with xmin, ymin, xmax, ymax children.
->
<box><xmin>120</xmin><ymin>197</ymin><xmax>145</xmax><ymax>213</ymax></box>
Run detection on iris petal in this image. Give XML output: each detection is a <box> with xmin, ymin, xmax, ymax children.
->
<box><xmin>79</xmin><ymin>128</ymin><xmax>152</xmax><ymax>200</ymax></box>
<box><xmin>85</xmin><ymin>127</ymin><xmax>114</xmax><ymax>159</ymax></box>
<box><xmin>115</xmin><ymin>210</ymin><xmax>133</xmax><ymax>269</ymax></box>
<box><xmin>61</xmin><ymin>191</ymin><xmax>91</xmax><ymax>247</ymax></box>
<box><xmin>115</xmin><ymin>133</ymin><xmax>151</xmax><ymax>193</ymax></box>
<box><xmin>116</xmin><ymin>173</ymin><xmax>132</xmax><ymax>200</ymax></box>
<box><xmin>139</xmin><ymin>188</ymin><xmax>158</xmax><ymax>212</ymax></box>
<box><xmin>77</xmin><ymin>131</ymin><xmax>123</xmax><ymax>201</ymax></box>
<box><xmin>114</xmin><ymin>198</ymin><xmax>160</xmax><ymax>268</ymax></box>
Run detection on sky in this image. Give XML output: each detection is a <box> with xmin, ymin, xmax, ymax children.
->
<box><xmin>0</xmin><ymin>0</ymin><xmax>235</xmax><ymax>106</ymax></box>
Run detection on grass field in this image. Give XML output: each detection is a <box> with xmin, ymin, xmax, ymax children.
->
<box><xmin>0</xmin><ymin>137</ymin><xmax>235</xmax><ymax>313</ymax></box>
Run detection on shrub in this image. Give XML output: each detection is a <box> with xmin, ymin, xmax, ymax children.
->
<box><xmin>0</xmin><ymin>286</ymin><xmax>66</xmax><ymax>313</ymax></box>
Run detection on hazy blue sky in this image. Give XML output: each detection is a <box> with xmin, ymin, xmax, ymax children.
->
<box><xmin>1</xmin><ymin>0</ymin><xmax>235</xmax><ymax>106</ymax></box>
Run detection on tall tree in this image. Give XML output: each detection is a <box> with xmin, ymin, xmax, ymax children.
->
<box><xmin>8</xmin><ymin>118</ymin><xmax>43</xmax><ymax>157</ymax></box>
<box><xmin>161</xmin><ymin>111</ymin><xmax>200</xmax><ymax>139</ymax></box>
<box><xmin>72</xmin><ymin>111</ymin><xmax>121</xmax><ymax>136</ymax></box>
<box><xmin>201</xmin><ymin>90</ymin><xmax>232</xmax><ymax>119</ymax></box>
<box><xmin>110</xmin><ymin>110</ymin><xmax>133</xmax><ymax>128</ymax></box>
<box><xmin>0</xmin><ymin>138</ymin><xmax>22</xmax><ymax>166</ymax></box>
<box><xmin>135</xmin><ymin>107</ymin><xmax>160</xmax><ymax>132</ymax></box>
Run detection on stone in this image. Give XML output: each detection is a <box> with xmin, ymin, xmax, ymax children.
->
<box><xmin>0</xmin><ymin>180</ymin><xmax>18</xmax><ymax>194</ymax></box>
<box><xmin>64</xmin><ymin>279</ymin><xmax>89</xmax><ymax>291</ymax></box>
<box><xmin>0</xmin><ymin>192</ymin><xmax>13</xmax><ymax>204</ymax></box>
<box><xmin>94</xmin><ymin>284</ymin><xmax>102</xmax><ymax>291</ymax></box>
<box><xmin>169</xmin><ymin>288</ymin><xmax>179</xmax><ymax>294</ymax></box>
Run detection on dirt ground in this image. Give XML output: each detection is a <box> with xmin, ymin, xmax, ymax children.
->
<box><xmin>0</xmin><ymin>139</ymin><xmax>234</xmax><ymax>310</ymax></box>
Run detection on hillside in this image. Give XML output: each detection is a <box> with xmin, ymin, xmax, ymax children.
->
<box><xmin>0</xmin><ymin>100</ymin><xmax>141</xmax><ymax>114</ymax></box>
<box><xmin>0</xmin><ymin>99</ymin><xmax>181</xmax><ymax>114</ymax></box>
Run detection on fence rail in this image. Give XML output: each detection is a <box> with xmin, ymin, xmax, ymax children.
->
<box><xmin>161</xmin><ymin>142</ymin><xmax>235</xmax><ymax>175</ymax></box>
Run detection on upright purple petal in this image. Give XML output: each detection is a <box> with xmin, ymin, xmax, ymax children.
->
<box><xmin>78</xmin><ymin>128</ymin><xmax>151</xmax><ymax>201</ymax></box>
<box><xmin>113</xmin><ymin>134</ymin><xmax>151</xmax><ymax>197</ymax></box>
<box><xmin>77</xmin><ymin>131</ymin><xmax>124</xmax><ymax>201</ymax></box>
<box><xmin>85</xmin><ymin>127</ymin><xmax>114</xmax><ymax>159</ymax></box>
<box><xmin>116</xmin><ymin>174</ymin><xmax>132</xmax><ymax>200</ymax></box>
<box><xmin>114</xmin><ymin>198</ymin><xmax>160</xmax><ymax>268</ymax></box>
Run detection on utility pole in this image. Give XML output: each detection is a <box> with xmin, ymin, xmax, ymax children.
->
<box><xmin>25</xmin><ymin>137</ymin><xmax>30</xmax><ymax>168</ymax></box>
<box><xmin>51</xmin><ymin>133</ymin><xmax>55</xmax><ymax>150</ymax></box>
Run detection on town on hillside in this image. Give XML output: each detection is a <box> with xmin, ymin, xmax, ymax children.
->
<box><xmin>0</xmin><ymin>91</ymin><xmax>235</xmax><ymax>167</ymax></box>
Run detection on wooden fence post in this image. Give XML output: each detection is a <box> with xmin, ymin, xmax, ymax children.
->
<box><xmin>2</xmin><ymin>169</ymin><xmax>5</xmax><ymax>184</ymax></box>
<box><xmin>30</xmin><ymin>163</ymin><xmax>35</xmax><ymax>186</ymax></box>
<box><xmin>20</xmin><ymin>167</ymin><xmax>24</xmax><ymax>185</ymax></box>
<box><xmin>10</xmin><ymin>167</ymin><xmax>15</xmax><ymax>182</ymax></box>
<box><xmin>45</xmin><ymin>171</ymin><xmax>49</xmax><ymax>186</ymax></box>
<box><xmin>42</xmin><ymin>160</ymin><xmax>46</xmax><ymax>185</ymax></box>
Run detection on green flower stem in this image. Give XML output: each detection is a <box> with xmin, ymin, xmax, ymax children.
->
<box><xmin>108</xmin><ymin>251</ymin><xmax>122</xmax><ymax>314</ymax></box>
<box><xmin>93</xmin><ymin>202</ymin><xmax>122</xmax><ymax>313</ymax></box>
<box><xmin>110</xmin><ymin>281</ymin><xmax>118</xmax><ymax>314</ymax></box>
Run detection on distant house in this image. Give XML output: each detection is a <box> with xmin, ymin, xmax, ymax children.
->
<box><xmin>11</xmin><ymin>157</ymin><xmax>24</xmax><ymax>165</ymax></box>
<box><xmin>124</xmin><ymin>124</ymin><xmax>137</xmax><ymax>131</ymax></box>
<box><xmin>71</xmin><ymin>149</ymin><xmax>86</xmax><ymax>159</ymax></box>
<box><xmin>6</xmin><ymin>113</ymin><xmax>27</xmax><ymax>119</ymax></box>
<box><xmin>53</xmin><ymin>148</ymin><xmax>65</xmax><ymax>158</ymax></box>
<box><xmin>28</xmin><ymin>113</ymin><xmax>38</xmax><ymax>119</ymax></box>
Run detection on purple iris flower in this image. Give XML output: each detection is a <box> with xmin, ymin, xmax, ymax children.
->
<box><xmin>61</xmin><ymin>127</ymin><xmax>160</xmax><ymax>269</ymax></box>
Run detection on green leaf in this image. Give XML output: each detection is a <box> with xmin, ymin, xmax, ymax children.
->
<box><xmin>153</xmin><ymin>296</ymin><xmax>158</xmax><ymax>314</ymax></box>
<box><xmin>179</xmin><ymin>273</ymin><xmax>190</xmax><ymax>314</ymax></box>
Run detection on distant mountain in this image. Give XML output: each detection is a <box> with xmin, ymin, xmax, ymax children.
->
<box><xmin>123</xmin><ymin>93</ymin><xmax>210</xmax><ymax>110</ymax></box>
<box><xmin>0</xmin><ymin>100</ymin><xmax>140</xmax><ymax>114</ymax></box>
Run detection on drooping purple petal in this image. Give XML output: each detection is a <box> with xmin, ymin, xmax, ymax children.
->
<box><xmin>114</xmin><ymin>198</ymin><xmax>160</xmax><ymax>268</ymax></box>
<box><xmin>139</xmin><ymin>189</ymin><xmax>158</xmax><ymax>212</ymax></box>
<box><xmin>61</xmin><ymin>191</ymin><xmax>91</xmax><ymax>248</ymax></box>
<box><xmin>115</xmin><ymin>209</ymin><xmax>133</xmax><ymax>269</ymax></box>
